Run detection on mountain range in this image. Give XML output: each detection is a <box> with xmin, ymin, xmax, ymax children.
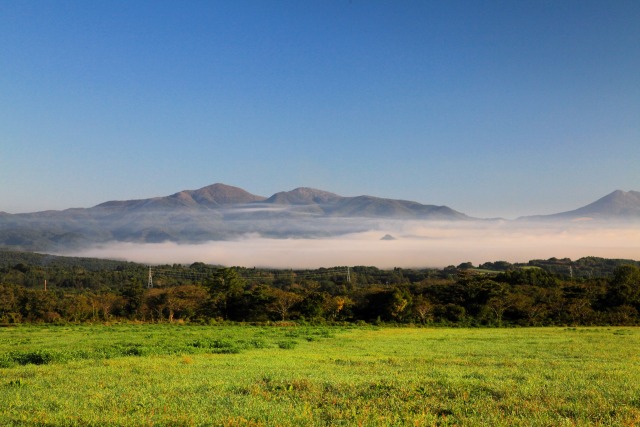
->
<box><xmin>93</xmin><ymin>184</ymin><xmax>469</xmax><ymax>220</ymax></box>
<box><xmin>1</xmin><ymin>183</ymin><xmax>638</xmax><ymax>252</ymax></box>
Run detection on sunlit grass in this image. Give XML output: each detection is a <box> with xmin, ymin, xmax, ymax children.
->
<box><xmin>1</xmin><ymin>325</ymin><xmax>639</xmax><ymax>426</ymax></box>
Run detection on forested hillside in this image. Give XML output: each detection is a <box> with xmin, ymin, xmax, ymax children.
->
<box><xmin>1</xmin><ymin>251</ymin><xmax>639</xmax><ymax>325</ymax></box>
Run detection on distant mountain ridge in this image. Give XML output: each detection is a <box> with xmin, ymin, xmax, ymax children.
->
<box><xmin>261</xmin><ymin>187</ymin><xmax>469</xmax><ymax>219</ymax></box>
<box><xmin>519</xmin><ymin>190</ymin><xmax>640</xmax><ymax>221</ymax></box>
<box><xmin>92</xmin><ymin>184</ymin><xmax>469</xmax><ymax>220</ymax></box>
<box><xmin>95</xmin><ymin>183</ymin><xmax>267</xmax><ymax>210</ymax></box>
<box><xmin>265</xmin><ymin>187</ymin><xmax>342</xmax><ymax>205</ymax></box>
<box><xmin>1</xmin><ymin>184</ymin><xmax>638</xmax><ymax>252</ymax></box>
<box><xmin>0</xmin><ymin>183</ymin><xmax>470</xmax><ymax>251</ymax></box>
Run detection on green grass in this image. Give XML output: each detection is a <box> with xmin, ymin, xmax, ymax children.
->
<box><xmin>1</xmin><ymin>325</ymin><xmax>639</xmax><ymax>426</ymax></box>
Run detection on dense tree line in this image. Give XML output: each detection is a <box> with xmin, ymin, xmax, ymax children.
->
<box><xmin>0</xmin><ymin>251</ymin><xmax>639</xmax><ymax>325</ymax></box>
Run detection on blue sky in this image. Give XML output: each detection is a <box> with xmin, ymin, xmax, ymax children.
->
<box><xmin>2</xmin><ymin>0</ymin><xmax>639</xmax><ymax>218</ymax></box>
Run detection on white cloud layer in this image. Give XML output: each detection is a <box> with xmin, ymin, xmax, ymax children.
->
<box><xmin>63</xmin><ymin>221</ymin><xmax>640</xmax><ymax>268</ymax></box>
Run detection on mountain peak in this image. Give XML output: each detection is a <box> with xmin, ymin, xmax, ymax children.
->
<box><xmin>265</xmin><ymin>187</ymin><xmax>343</xmax><ymax>205</ymax></box>
<box><xmin>186</xmin><ymin>183</ymin><xmax>266</xmax><ymax>206</ymax></box>
<box><xmin>95</xmin><ymin>183</ymin><xmax>265</xmax><ymax>210</ymax></box>
<box><xmin>605</xmin><ymin>189</ymin><xmax>639</xmax><ymax>200</ymax></box>
<box><xmin>520</xmin><ymin>189</ymin><xmax>640</xmax><ymax>220</ymax></box>
<box><xmin>573</xmin><ymin>189</ymin><xmax>640</xmax><ymax>218</ymax></box>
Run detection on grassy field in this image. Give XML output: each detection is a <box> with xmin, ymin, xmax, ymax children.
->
<box><xmin>1</xmin><ymin>325</ymin><xmax>639</xmax><ymax>426</ymax></box>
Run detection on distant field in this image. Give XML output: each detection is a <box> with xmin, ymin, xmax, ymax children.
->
<box><xmin>1</xmin><ymin>325</ymin><xmax>639</xmax><ymax>426</ymax></box>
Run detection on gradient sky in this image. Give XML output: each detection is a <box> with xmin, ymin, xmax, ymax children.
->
<box><xmin>2</xmin><ymin>0</ymin><xmax>639</xmax><ymax>218</ymax></box>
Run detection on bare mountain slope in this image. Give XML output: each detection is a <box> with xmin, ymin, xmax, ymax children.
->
<box><xmin>264</xmin><ymin>187</ymin><xmax>343</xmax><ymax>205</ymax></box>
<box><xmin>262</xmin><ymin>188</ymin><xmax>470</xmax><ymax>219</ymax></box>
<box><xmin>329</xmin><ymin>195</ymin><xmax>468</xmax><ymax>219</ymax></box>
<box><xmin>520</xmin><ymin>190</ymin><xmax>640</xmax><ymax>221</ymax></box>
<box><xmin>95</xmin><ymin>183</ymin><xmax>266</xmax><ymax>211</ymax></box>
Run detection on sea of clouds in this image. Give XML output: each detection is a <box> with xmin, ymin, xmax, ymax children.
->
<box><xmin>65</xmin><ymin>219</ymin><xmax>640</xmax><ymax>268</ymax></box>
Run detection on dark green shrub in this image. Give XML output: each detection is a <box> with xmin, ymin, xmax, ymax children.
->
<box><xmin>277</xmin><ymin>340</ymin><xmax>297</xmax><ymax>349</ymax></box>
<box><xmin>10</xmin><ymin>350</ymin><xmax>57</xmax><ymax>365</ymax></box>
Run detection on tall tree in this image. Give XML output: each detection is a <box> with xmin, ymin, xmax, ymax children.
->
<box><xmin>268</xmin><ymin>288</ymin><xmax>302</xmax><ymax>321</ymax></box>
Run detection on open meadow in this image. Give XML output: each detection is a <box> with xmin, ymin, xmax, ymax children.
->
<box><xmin>1</xmin><ymin>325</ymin><xmax>639</xmax><ymax>426</ymax></box>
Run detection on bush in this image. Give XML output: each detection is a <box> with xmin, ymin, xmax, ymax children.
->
<box><xmin>10</xmin><ymin>350</ymin><xmax>58</xmax><ymax>365</ymax></box>
<box><xmin>277</xmin><ymin>340</ymin><xmax>297</xmax><ymax>349</ymax></box>
<box><xmin>188</xmin><ymin>338</ymin><xmax>241</xmax><ymax>354</ymax></box>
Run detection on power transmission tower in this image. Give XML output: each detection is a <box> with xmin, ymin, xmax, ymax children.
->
<box><xmin>147</xmin><ymin>267</ymin><xmax>153</xmax><ymax>288</ymax></box>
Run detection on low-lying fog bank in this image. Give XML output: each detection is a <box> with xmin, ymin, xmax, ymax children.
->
<box><xmin>63</xmin><ymin>220</ymin><xmax>640</xmax><ymax>268</ymax></box>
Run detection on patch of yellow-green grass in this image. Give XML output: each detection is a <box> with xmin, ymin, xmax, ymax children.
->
<box><xmin>1</xmin><ymin>326</ymin><xmax>639</xmax><ymax>426</ymax></box>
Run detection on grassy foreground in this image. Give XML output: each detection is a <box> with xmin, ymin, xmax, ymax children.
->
<box><xmin>1</xmin><ymin>325</ymin><xmax>639</xmax><ymax>426</ymax></box>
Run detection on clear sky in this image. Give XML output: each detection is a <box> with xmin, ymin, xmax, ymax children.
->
<box><xmin>1</xmin><ymin>0</ymin><xmax>639</xmax><ymax>218</ymax></box>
